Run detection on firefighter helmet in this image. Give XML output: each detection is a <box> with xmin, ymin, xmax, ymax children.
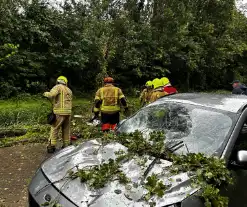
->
<box><xmin>161</xmin><ymin>77</ymin><xmax>170</xmax><ymax>86</ymax></box>
<box><xmin>104</xmin><ymin>77</ymin><xmax>114</xmax><ymax>83</ymax></box>
<box><xmin>57</xmin><ymin>76</ymin><xmax>68</xmax><ymax>84</ymax></box>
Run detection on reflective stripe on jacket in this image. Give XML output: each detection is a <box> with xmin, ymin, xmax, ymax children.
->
<box><xmin>94</xmin><ymin>84</ymin><xmax>125</xmax><ymax>113</ymax></box>
<box><xmin>45</xmin><ymin>84</ymin><xmax>73</xmax><ymax>115</ymax></box>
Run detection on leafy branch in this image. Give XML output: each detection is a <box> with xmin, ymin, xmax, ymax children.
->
<box><xmin>68</xmin><ymin>159</ymin><xmax>130</xmax><ymax>189</ymax></box>
<box><xmin>50</xmin><ymin>130</ymin><xmax>233</xmax><ymax>207</ymax></box>
<box><xmin>144</xmin><ymin>174</ymin><xmax>169</xmax><ymax>201</ymax></box>
<box><xmin>171</xmin><ymin>153</ymin><xmax>233</xmax><ymax>207</ymax></box>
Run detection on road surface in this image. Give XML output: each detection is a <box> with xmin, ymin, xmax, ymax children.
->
<box><xmin>0</xmin><ymin>143</ymin><xmax>51</xmax><ymax>207</ymax></box>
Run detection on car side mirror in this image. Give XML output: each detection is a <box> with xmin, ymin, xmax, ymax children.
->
<box><xmin>236</xmin><ymin>150</ymin><xmax>247</xmax><ymax>168</ymax></box>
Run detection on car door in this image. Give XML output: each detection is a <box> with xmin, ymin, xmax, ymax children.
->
<box><xmin>221</xmin><ymin>110</ymin><xmax>247</xmax><ymax>207</ymax></box>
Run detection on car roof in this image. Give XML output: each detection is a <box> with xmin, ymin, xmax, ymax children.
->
<box><xmin>148</xmin><ymin>93</ymin><xmax>247</xmax><ymax>113</ymax></box>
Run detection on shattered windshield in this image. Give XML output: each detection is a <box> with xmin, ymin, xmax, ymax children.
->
<box><xmin>117</xmin><ymin>102</ymin><xmax>236</xmax><ymax>156</ymax></box>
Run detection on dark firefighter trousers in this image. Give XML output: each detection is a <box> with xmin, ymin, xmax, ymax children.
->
<box><xmin>101</xmin><ymin>112</ymin><xmax>120</xmax><ymax>131</ymax></box>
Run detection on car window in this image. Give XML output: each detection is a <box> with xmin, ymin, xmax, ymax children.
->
<box><xmin>117</xmin><ymin>103</ymin><xmax>235</xmax><ymax>156</ymax></box>
<box><xmin>229</xmin><ymin>122</ymin><xmax>247</xmax><ymax>161</ymax></box>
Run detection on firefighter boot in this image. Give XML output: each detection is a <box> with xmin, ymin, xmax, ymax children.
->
<box><xmin>47</xmin><ymin>145</ymin><xmax>56</xmax><ymax>153</ymax></box>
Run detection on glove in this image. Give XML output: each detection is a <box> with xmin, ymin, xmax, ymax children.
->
<box><xmin>90</xmin><ymin>112</ymin><xmax>99</xmax><ymax>122</ymax></box>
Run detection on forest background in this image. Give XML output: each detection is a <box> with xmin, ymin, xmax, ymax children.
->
<box><xmin>1</xmin><ymin>0</ymin><xmax>247</xmax><ymax>98</ymax></box>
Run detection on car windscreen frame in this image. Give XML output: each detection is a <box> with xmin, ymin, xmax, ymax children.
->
<box><xmin>117</xmin><ymin>101</ymin><xmax>240</xmax><ymax>157</ymax></box>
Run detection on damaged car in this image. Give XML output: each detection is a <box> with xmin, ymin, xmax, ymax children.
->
<box><xmin>29</xmin><ymin>93</ymin><xmax>247</xmax><ymax>207</ymax></box>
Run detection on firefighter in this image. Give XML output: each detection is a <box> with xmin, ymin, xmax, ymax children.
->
<box><xmin>161</xmin><ymin>77</ymin><xmax>178</xmax><ymax>95</ymax></box>
<box><xmin>150</xmin><ymin>78</ymin><xmax>168</xmax><ymax>103</ymax></box>
<box><xmin>93</xmin><ymin>77</ymin><xmax>128</xmax><ymax>132</ymax></box>
<box><xmin>140</xmin><ymin>80</ymin><xmax>153</xmax><ymax>106</ymax></box>
<box><xmin>43</xmin><ymin>76</ymin><xmax>73</xmax><ymax>153</ymax></box>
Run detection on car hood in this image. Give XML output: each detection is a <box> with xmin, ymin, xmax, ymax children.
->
<box><xmin>40</xmin><ymin>140</ymin><xmax>198</xmax><ymax>207</ymax></box>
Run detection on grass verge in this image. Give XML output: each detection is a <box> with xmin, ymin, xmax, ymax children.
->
<box><xmin>0</xmin><ymin>96</ymin><xmax>139</xmax><ymax>148</ymax></box>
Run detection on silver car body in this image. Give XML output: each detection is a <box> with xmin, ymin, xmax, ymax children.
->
<box><xmin>28</xmin><ymin>93</ymin><xmax>247</xmax><ymax>207</ymax></box>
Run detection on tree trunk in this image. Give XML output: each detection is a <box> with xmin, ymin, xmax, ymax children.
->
<box><xmin>0</xmin><ymin>129</ymin><xmax>27</xmax><ymax>138</ymax></box>
<box><xmin>186</xmin><ymin>71</ymin><xmax>190</xmax><ymax>91</ymax></box>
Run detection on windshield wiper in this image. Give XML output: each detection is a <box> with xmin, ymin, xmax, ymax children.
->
<box><xmin>141</xmin><ymin>141</ymin><xmax>185</xmax><ymax>183</ymax></box>
<box><xmin>166</xmin><ymin>140</ymin><xmax>184</xmax><ymax>153</ymax></box>
<box><xmin>167</xmin><ymin>141</ymin><xmax>190</xmax><ymax>154</ymax></box>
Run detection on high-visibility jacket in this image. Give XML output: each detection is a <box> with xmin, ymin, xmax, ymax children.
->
<box><xmin>94</xmin><ymin>84</ymin><xmax>127</xmax><ymax>114</ymax></box>
<box><xmin>140</xmin><ymin>88</ymin><xmax>152</xmax><ymax>106</ymax></box>
<box><xmin>44</xmin><ymin>84</ymin><xmax>73</xmax><ymax>115</ymax></box>
<box><xmin>163</xmin><ymin>85</ymin><xmax>178</xmax><ymax>95</ymax></box>
<box><xmin>150</xmin><ymin>87</ymin><xmax>168</xmax><ymax>103</ymax></box>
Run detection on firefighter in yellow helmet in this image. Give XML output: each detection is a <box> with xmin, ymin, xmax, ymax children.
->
<box><xmin>93</xmin><ymin>77</ymin><xmax>128</xmax><ymax>132</ymax></box>
<box><xmin>161</xmin><ymin>77</ymin><xmax>178</xmax><ymax>95</ymax></box>
<box><xmin>140</xmin><ymin>80</ymin><xmax>153</xmax><ymax>107</ymax></box>
<box><xmin>150</xmin><ymin>78</ymin><xmax>168</xmax><ymax>103</ymax></box>
<box><xmin>43</xmin><ymin>76</ymin><xmax>73</xmax><ymax>153</ymax></box>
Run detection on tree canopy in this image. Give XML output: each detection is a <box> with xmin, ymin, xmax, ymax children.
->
<box><xmin>1</xmin><ymin>0</ymin><xmax>247</xmax><ymax>98</ymax></box>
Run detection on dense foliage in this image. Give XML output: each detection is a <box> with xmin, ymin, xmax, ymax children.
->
<box><xmin>1</xmin><ymin>0</ymin><xmax>247</xmax><ymax>98</ymax></box>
